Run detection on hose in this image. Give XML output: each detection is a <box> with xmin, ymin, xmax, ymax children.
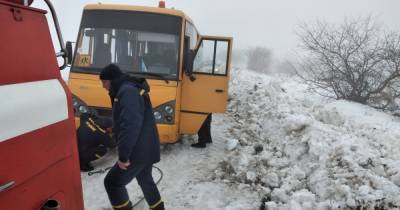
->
<box><xmin>87</xmin><ymin>166</ymin><xmax>113</xmax><ymax>176</ymax></box>
<box><xmin>87</xmin><ymin>165</ymin><xmax>164</xmax><ymax>208</ymax></box>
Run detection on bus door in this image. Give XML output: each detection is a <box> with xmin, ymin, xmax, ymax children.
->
<box><xmin>180</xmin><ymin>36</ymin><xmax>232</xmax><ymax>133</ymax></box>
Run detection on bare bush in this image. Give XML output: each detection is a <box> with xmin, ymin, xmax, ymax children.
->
<box><xmin>246</xmin><ymin>46</ymin><xmax>272</xmax><ymax>73</ymax></box>
<box><xmin>296</xmin><ymin>16</ymin><xmax>400</xmax><ymax>109</ymax></box>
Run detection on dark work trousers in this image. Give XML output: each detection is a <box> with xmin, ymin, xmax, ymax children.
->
<box><xmin>198</xmin><ymin>114</ymin><xmax>212</xmax><ymax>143</ymax></box>
<box><xmin>104</xmin><ymin>163</ymin><xmax>161</xmax><ymax>208</ymax></box>
<box><xmin>79</xmin><ymin>146</ymin><xmax>107</xmax><ymax>164</ymax></box>
<box><xmin>77</xmin><ymin>120</ymin><xmax>114</xmax><ymax>165</ymax></box>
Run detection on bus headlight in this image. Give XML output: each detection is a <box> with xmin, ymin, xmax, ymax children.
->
<box><xmin>165</xmin><ymin>115</ymin><xmax>173</xmax><ymax>122</ymax></box>
<box><xmin>154</xmin><ymin>111</ymin><xmax>162</xmax><ymax>120</ymax></box>
<box><xmin>78</xmin><ymin>105</ymin><xmax>89</xmax><ymax>114</ymax></box>
<box><xmin>153</xmin><ymin>100</ymin><xmax>176</xmax><ymax>124</ymax></box>
<box><xmin>72</xmin><ymin>94</ymin><xmax>96</xmax><ymax>117</ymax></box>
<box><xmin>73</xmin><ymin>100</ymin><xmax>79</xmax><ymax>107</ymax></box>
<box><xmin>164</xmin><ymin>105</ymin><xmax>174</xmax><ymax>114</ymax></box>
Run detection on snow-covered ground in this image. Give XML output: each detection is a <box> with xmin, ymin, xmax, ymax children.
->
<box><xmin>82</xmin><ymin>68</ymin><xmax>400</xmax><ymax>210</ymax></box>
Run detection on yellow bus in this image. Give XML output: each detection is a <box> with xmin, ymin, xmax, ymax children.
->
<box><xmin>67</xmin><ymin>2</ymin><xmax>233</xmax><ymax>143</ymax></box>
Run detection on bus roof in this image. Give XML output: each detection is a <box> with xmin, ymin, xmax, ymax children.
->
<box><xmin>84</xmin><ymin>4</ymin><xmax>193</xmax><ymax>23</ymax></box>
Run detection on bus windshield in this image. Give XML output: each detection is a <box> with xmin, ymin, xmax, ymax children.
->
<box><xmin>71</xmin><ymin>10</ymin><xmax>182</xmax><ymax>80</ymax></box>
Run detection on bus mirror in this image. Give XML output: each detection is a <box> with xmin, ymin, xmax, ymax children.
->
<box><xmin>66</xmin><ymin>41</ymin><xmax>73</xmax><ymax>65</ymax></box>
<box><xmin>185</xmin><ymin>50</ymin><xmax>196</xmax><ymax>81</ymax></box>
<box><xmin>185</xmin><ymin>50</ymin><xmax>195</xmax><ymax>75</ymax></box>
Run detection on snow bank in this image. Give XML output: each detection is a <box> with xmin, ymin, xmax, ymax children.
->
<box><xmin>216</xmin><ymin>69</ymin><xmax>400</xmax><ymax>209</ymax></box>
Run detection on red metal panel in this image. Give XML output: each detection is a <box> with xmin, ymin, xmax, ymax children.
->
<box><xmin>0</xmin><ymin>1</ymin><xmax>84</xmax><ymax>209</ymax></box>
<box><xmin>0</xmin><ymin>158</ymin><xmax>83</xmax><ymax>209</ymax></box>
<box><xmin>4</xmin><ymin>0</ymin><xmax>33</xmax><ymax>5</ymax></box>
<box><xmin>0</xmin><ymin>111</ymin><xmax>83</xmax><ymax>209</ymax></box>
<box><xmin>0</xmin><ymin>1</ymin><xmax>59</xmax><ymax>85</ymax></box>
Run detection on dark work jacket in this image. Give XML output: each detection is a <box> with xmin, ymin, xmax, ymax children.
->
<box><xmin>77</xmin><ymin>113</ymin><xmax>115</xmax><ymax>151</ymax></box>
<box><xmin>110</xmin><ymin>77</ymin><xmax>160</xmax><ymax>164</ymax></box>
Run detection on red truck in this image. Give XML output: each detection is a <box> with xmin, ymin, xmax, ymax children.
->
<box><xmin>0</xmin><ymin>0</ymin><xmax>84</xmax><ymax>209</ymax></box>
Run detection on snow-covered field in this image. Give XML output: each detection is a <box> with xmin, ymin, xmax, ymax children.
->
<box><xmin>82</xmin><ymin>68</ymin><xmax>400</xmax><ymax>210</ymax></box>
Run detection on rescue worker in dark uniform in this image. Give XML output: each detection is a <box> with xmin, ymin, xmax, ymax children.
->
<box><xmin>100</xmin><ymin>64</ymin><xmax>164</xmax><ymax>210</ymax></box>
<box><xmin>77</xmin><ymin>113</ymin><xmax>116</xmax><ymax>172</ymax></box>
<box><xmin>191</xmin><ymin>113</ymin><xmax>213</xmax><ymax>148</ymax></box>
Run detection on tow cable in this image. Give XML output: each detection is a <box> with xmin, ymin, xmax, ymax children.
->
<box><xmin>87</xmin><ymin>165</ymin><xmax>164</xmax><ymax>208</ymax></box>
<box><xmin>88</xmin><ymin>166</ymin><xmax>113</xmax><ymax>176</ymax></box>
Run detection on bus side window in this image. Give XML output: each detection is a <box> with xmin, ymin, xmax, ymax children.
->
<box><xmin>214</xmin><ymin>41</ymin><xmax>229</xmax><ymax>75</ymax></box>
<box><xmin>193</xmin><ymin>40</ymin><xmax>214</xmax><ymax>74</ymax></box>
<box><xmin>193</xmin><ymin>40</ymin><xmax>229</xmax><ymax>75</ymax></box>
<box><xmin>185</xmin><ymin>21</ymin><xmax>198</xmax><ymax>50</ymax></box>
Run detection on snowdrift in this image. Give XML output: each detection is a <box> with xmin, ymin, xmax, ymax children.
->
<box><xmin>216</xmin><ymin>68</ymin><xmax>400</xmax><ymax>209</ymax></box>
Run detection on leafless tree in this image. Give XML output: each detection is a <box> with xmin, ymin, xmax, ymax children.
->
<box><xmin>246</xmin><ymin>46</ymin><xmax>272</xmax><ymax>73</ymax></box>
<box><xmin>296</xmin><ymin>16</ymin><xmax>400</xmax><ymax>109</ymax></box>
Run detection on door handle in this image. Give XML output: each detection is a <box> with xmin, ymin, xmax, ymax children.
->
<box><xmin>215</xmin><ymin>89</ymin><xmax>224</xmax><ymax>93</ymax></box>
<box><xmin>0</xmin><ymin>181</ymin><xmax>15</xmax><ymax>192</ymax></box>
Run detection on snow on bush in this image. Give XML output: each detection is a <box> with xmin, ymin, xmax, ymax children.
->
<box><xmin>215</xmin><ymin>69</ymin><xmax>400</xmax><ymax>209</ymax></box>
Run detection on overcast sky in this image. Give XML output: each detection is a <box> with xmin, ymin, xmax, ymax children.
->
<box><xmin>33</xmin><ymin>0</ymin><xmax>400</xmax><ymax>59</ymax></box>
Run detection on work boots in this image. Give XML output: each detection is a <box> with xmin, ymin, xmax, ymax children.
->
<box><xmin>80</xmin><ymin>162</ymin><xmax>94</xmax><ymax>172</ymax></box>
<box><xmin>191</xmin><ymin>138</ymin><xmax>212</xmax><ymax>148</ymax></box>
<box><xmin>151</xmin><ymin>202</ymin><xmax>165</xmax><ymax>210</ymax></box>
<box><xmin>115</xmin><ymin>206</ymin><xmax>132</xmax><ymax>210</ymax></box>
<box><xmin>191</xmin><ymin>142</ymin><xmax>206</xmax><ymax>148</ymax></box>
<box><xmin>114</xmin><ymin>201</ymin><xmax>133</xmax><ymax>210</ymax></box>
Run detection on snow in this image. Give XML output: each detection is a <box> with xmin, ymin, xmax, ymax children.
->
<box><xmin>82</xmin><ymin>117</ymin><xmax>259</xmax><ymax>210</ymax></box>
<box><xmin>225</xmin><ymin>138</ymin><xmax>239</xmax><ymax>151</ymax></box>
<box><xmin>82</xmin><ymin>68</ymin><xmax>400</xmax><ymax>209</ymax></box>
